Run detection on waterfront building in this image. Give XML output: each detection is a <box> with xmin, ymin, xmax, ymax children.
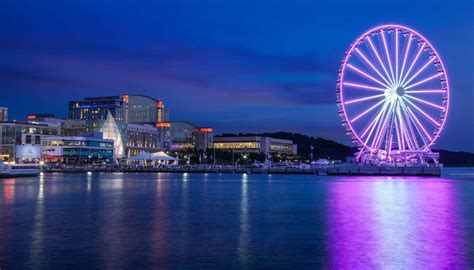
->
<box><xmin>213</xmin><ymin>136</ymin><xmax>297</xmax><ymax>155</ymax></box>
<box><xmin>60</xmin><ymin>119</ymin><xmax>88</xmax><ymax>136</ymax></box>
<box><xmin>169</xmin><ymin>121</ymin><xmax>213</xmax><ymax>151</ymax></box>
<box><xmin>69</xmin><ymin>95</ymin><xmax>127</xmax><ymax>123</ymax></box>
<box><xmin>126</xmin><ymin>123</ymin><xmax>161</xmax><ymax>156</ymax></box>
<box><xmin>0</xmin><ymin>121</ymin><xmax>61</xmax><ymax>160</ymax></box>
<box><xmin>0</xmin><ymin>107</ymin><xmax>8</xmax><ymax>121</ymax></box>
<box><xmin>41</xmin><ymin>133</ymin><xmax>114</xmax><ymax>164</ymax></box>
<box><xmin>126</xmin><ymin>95</ymin><xmax>170</xmax><ymax>123</ymax></box>
<box><xmin>69</xmin><ymin>94</ymin><xmax>170</xmax><ymax>125</ymax></box>
<box><xmin>100</xmin><ymin>112</ymin><xmax>125</xmax><ymax>159</ymax></box>
<box><xmin>193</xmin><ymin>127</ymin><xmax>213</xmax><ymax>151</ymax></box>
<box><xmin>27</xmin><ymin>113</ymin><xmax>56</xmax><ymax>121</ymax></box>
<box><xmin>155</xmin><ymin>122</ymin><xmax>171</xmax><ymax>150</ymax></box>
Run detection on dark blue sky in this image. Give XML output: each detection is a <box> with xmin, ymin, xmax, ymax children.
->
<box><xmin>1</xmin><ymin>0</ymin><xmax>473</xmax><ymax>151</ymax></box>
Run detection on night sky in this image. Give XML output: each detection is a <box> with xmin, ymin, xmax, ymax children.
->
<box><xmin>1</xmin><ymin>0</ymin><xmax>473</xmax><ymax>151</ymax></box>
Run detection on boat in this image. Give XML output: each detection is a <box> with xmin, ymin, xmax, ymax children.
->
<box><xmin>0</xmin><ymin>161</ymin><xmax>41</xmax><ymax>178</ymax></box>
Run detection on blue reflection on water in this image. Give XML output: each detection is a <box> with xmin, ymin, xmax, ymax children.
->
<box><xmin>0</xmin><ymin>170</ymin><xmax>473</xmax><ymax>269</ymax></box>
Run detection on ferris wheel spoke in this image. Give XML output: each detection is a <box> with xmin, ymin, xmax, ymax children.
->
<box><xmin>396</xmin><ymin>103</ymin><xmax>412</xmax><ymax>150</ymax></box>
<box><xmin>381</xmin><ymin>30</ymin><xmax>396</xmax><ymax>84</ymax></box>
<box><xmin>347</xmin><ymin>64</ymin><xmax>390</xmax><ymax>88</ymax></box>
<box><xmin>361</xmin><ymin>100</ymin><xmax>390</xmax><ymax>140</ymax></box>
<box><xmin>402</xmin><ymin>57</ymin><xmax>436</xmax><ymax>87</ymax></box>
<box><xmin>405</xmin><ymin>72</ymin><xmax>443</xmax><ymax>90</ymax></box>
<box><xmin>366</xmin><ymin>36</ymin><xmax>394</xmax><ymax>86</ymax></box>
<box><xmin>355</xmin><ymin>48</ymin><xmax>392</xmax><ymax>86</ymax></box>
<box><xmin>372</xmin><ymin>100</ymin><xmax>395</xmax><ymax>149</ymax></box>
<box><xmin>395</xmin><ymin>29</ymin><xmax>399</xmax><ymax>84</ymax></box>
<box><xmin>404</xmin><ymin>89</ymin><xmax>446</xmax><ymax>94</ymax></box>
<box><xmin>402</xmin><ymin>97</ymin><xmax>440</xmax><ymax>126</ymax></box>
<box><xmin>395</xmin><ymin>104</ymin><xmax>408</xmax><ymax>150</ymax></box>
<box><xmin>400</xmin><ymin>43</ymin><xmax>425</xmax><ymax>86</ymax></box>
<box><xmin>345</xmin><ymin>94</ymin><xmax>385</xmax><ymax>105</ymax></box>
<box><xmin>351</xmin><ymin>98</ymin><xmax>386</xmax><ymax>123</ymax></box>
<box><xmin>404</xmin><ymin>94</ymin><xmax>445</xmax><ymax>110</ymax></box>
<box><xmin>399</xmin><ymin>33</ymin><xmax>413</xmax><ymax>85</ymax></box>
<box><xmin>394</xmin><ymin>114</ymin><xmax>403</xmax><ymax>150</ymax></box>
<box><xmin>343</xmin><ymin>82</ymin><xmax>386</xmax><ymax>91</ymax></box>
<box><xmin>405</xmin><ymin>104</ymin><xmax>432</xmax><ymax>142</ymax></box>
<box><xmin>399</xmin><ymin>101</ymin><xmax>420</xmax><ymax>149</ymax></box>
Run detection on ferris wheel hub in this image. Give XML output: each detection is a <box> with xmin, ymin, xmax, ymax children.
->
<box><xmin>395</xmin><ymin>86</ymin><xmax>405</xmax><ymax>97</ymax></box>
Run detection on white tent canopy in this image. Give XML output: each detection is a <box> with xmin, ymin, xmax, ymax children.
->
<box><xmin>149</xmin><ymin>151</ymin><xmax>178</xmax><ymax>161</ymax></box>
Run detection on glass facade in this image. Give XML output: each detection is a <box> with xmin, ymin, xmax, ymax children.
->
<box><xmin>127</xmin><ymin>95</ymin><xmax>170</xmax><ymax>123</ymax></box>
<box><xmin>68</xmin><ymin>96</ymin><xmax>126</xmax><ymax>122</ymax></box>
<box><xmin>0</xmin><ymin>122</ymin><xmax>61</xmax><ymax>159</ymax></box>
<box><xmin>170</xmin><ymin>121</ymin><xmax>196</xmax><ymax>151</ymax></box>
<box><xmin>42</xmin><ymin>136</ymin><xmax>114</xmax><ymax>164</ymax></box>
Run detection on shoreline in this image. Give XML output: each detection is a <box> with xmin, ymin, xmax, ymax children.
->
<box><xmin>42</xmin><ymin>165</ymin><xmax>442</xmax><ymax>176</ymax></box>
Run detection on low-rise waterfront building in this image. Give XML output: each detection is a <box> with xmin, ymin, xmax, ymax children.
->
<box><xmin>213</xmin><ymin>136</ymin><xmax>297</xmax><ymax>155</ymax></box>
<box><xmin>41</xmin><ymin>133</ymin><xmax>114</xmax><ymax>164</ymax></box>
<box><xmin>126</xmin><ymin>123</ymin><xmax>160</xmax><ymax>156</ymax></box>
<box><xmin>169</xmin><ymin>121</ymin><xmax>213</xmax><ymax>151</ymax></box>
<box><xmin>0</xmin><ymin>121</ymin><xmax>61</xmax><ymax>160</ymax></box>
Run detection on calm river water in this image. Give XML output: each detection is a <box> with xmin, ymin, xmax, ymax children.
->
<box><xmin>0</xmin><ymin>168</ymin><xmax>473</xmax><ymax>269</ymax></box>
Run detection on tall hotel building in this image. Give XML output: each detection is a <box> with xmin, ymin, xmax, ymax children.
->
<box><xmin>68</xmin><ymin>94</ymin><xmax>171</xmax><ymax>156</ymax></box>
<box><xmin>69</xmin><ymin>94</ymin><xmax>170</xmax><ymax>124</ymax></box>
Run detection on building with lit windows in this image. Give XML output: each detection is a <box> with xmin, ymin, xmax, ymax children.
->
<box><xmin>194</xmin><ymin>127</ymin><xmax>213</xmax><ymax>151</ymax></box>
<box><xmin>169</xmin><ymin>121</ymin><xmax>213</xmax><ymax>151</ymax></box>
<box><xmin>155</xmin><ymin>122</ymin><xmax>171</xmax><ymax>149</ymax></box>
<box><xmin>0</xmin><ymin>107</ymin><xmax>8</xmax><ymax>121</ymax></box>
<box><xmin>41</xmin><ymin>133</ymin><xmax>114</xmax><ymax>164</ymax></box>
<box><xmin>213</xmin><ymin>136</ymin><xmax>297</xmax><ymax>155</ymax></box>
<box><xmin>127</xmin><ymin>95</ymin><xmax>169</xmax><ymax>123</ymax></box>
<box><xmin>0</xmin><ymin>121</ymin><xmax>61</xmax><ymax>160</ymax></box>
<box><xmin>126</xmin><ymin>123</ymin><xmax>161</xmax><ymax>156</ymax></box>
<box><xmin>69</xmin><ymin>95</ymin><xmax>127</xmax><ymax>123</ymax></box>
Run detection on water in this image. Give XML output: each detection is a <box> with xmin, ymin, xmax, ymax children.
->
<box><xmin>0</xmin><ymin>169</ymin><xmax>473</xmax><ymax>269</ymax></box>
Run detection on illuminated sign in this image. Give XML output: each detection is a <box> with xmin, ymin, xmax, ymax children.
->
<box><xmin>16</xmin><ymin>145</ymin><xmax>41</xmax><ymax>159</ymax></box>
<box><xmin>155</xmin><ymin>122</ymin><xmax>171</xmax><ymax>128</ymax></box>
<box><xmin>197</xmin><ymin>128</ymin><xmax>213</xmax><ymax>132</ymax></box>
<box><xmin>27</xmin><ymin>114</ymin><xmax>37</xmax><ymax>120</ymax></box>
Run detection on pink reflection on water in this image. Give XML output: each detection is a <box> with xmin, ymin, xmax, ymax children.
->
<box><xmin>327</xmin><ymin>177</ymin><xmax>468</xmax><ymax>269</ymax></box>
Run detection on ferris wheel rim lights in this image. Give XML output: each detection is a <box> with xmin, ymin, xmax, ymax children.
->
<box><xmin>337</xmin><ymin>24</ymin><xmax>450</xmax><ymax>153</ymax></box>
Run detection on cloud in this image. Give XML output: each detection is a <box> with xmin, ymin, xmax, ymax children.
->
<box><xmin>0</xmin><ymin>36</ymin><xmax>337</xmax><ymax>107</ymax></box>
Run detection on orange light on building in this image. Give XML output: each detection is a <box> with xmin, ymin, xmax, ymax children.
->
<box><xmin>156</xmin><ymin>100</ymin><xmax>163</xmax><ymax>108</ymax></box>
<box><xmin>198</xmin><ymin>128</ymin><xmax>213</xmax><ymax>132</ymax></box>
<box><xmin>27</xmin><ymin>114</ymin><xmax>37</xmax><ymax>120</ymax></box>
<box><xmin>155</xmin><ymin>122</ymin><xmax>170</xmax><ymax>128</ymax></box>
<box><xmin>123</xmin><ymin>94</ymin><xmax>129</xmax><ymax>104</ymax></box>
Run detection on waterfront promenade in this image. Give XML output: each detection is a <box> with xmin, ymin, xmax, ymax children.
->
<box><xmin>43</xmin><ymin>164</ymin><xmax>442</xmax><ymax>176</ymax></box>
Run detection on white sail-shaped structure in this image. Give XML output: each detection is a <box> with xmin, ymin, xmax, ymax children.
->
<box><xmin>100</xmin><ymin>111</ymin><xmax>124</xmax><ymax>159</ymax></box>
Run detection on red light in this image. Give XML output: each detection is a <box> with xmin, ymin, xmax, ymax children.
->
<box><xmin>156</xmin><ymin>100</ymin><xmax>163</xmax><ymax>108</ymax></box>
<box><xmin>27</xmin><ymin>115</ymin><xmax>37</xmax><ymax>120</ymax></box>
<box><xmin>198</xmin><ymin>128</ymin><xmax>213</xmax><ymax>132</ymax></box>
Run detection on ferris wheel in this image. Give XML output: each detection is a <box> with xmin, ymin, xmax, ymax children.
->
<box><xmin>336</xmin><ymin>25</ymin><xmax>449</xmax><ymax>163</ymax></box>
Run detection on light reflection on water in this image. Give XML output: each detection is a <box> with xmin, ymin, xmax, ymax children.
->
<box><xmin>0</xmin><ymin>171</ymin><xmax>472</xmax><ymax>269</ymax></box>
<box><xmin>327</xmin><ymin>178</ymin><xmax>468</xmax><ymax>269</ymax></box>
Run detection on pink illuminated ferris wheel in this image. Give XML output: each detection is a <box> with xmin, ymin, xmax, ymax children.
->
<box><xmin>337</xmin><ymin>25</ymin><xmax>449</xmax><ymax>164</ymax></box>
